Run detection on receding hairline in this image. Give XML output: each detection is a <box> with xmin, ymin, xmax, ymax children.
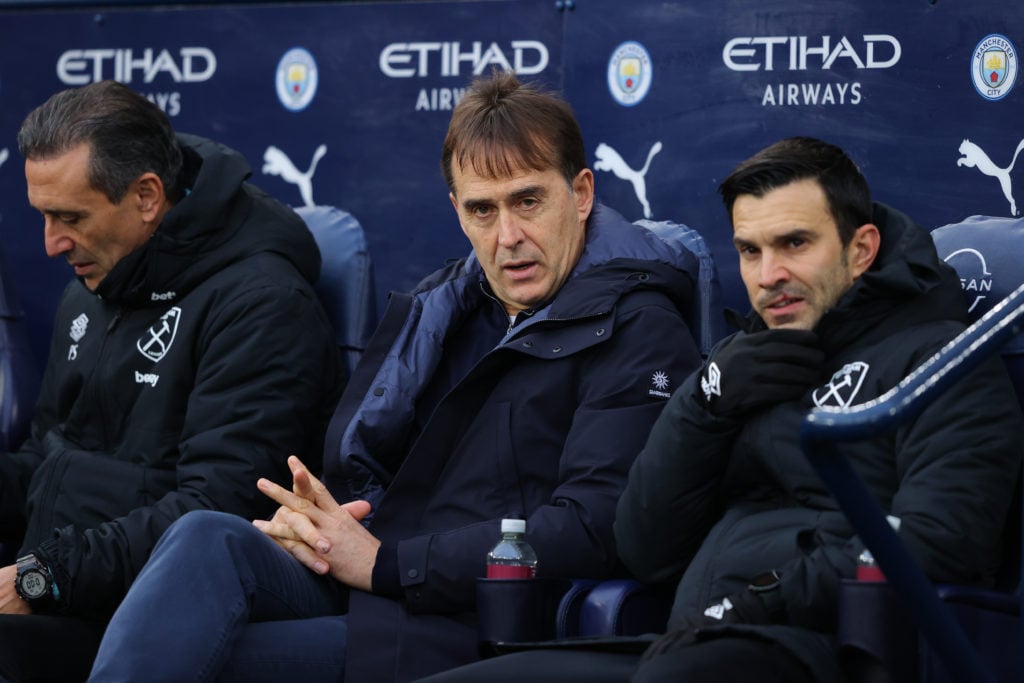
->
<box><xmin>447</xmin><ymin>133</ymin><xmax>566</xmax><ymax>195</ymax></box>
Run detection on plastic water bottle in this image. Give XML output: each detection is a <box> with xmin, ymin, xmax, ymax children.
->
<box><xmin>856</xmin><ymin>515</ymin><xmax>901</xmax><ymax>582</ymax></box>
<box><xmin>486</xmin><ymin>519</ymin><xmax>538</xmax><ymax>579</ymax></box>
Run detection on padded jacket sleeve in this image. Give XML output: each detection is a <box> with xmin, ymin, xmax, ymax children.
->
<box><xmin>775</xmin><ymin>351</ymin><xmax>1024</xmax><ymax>630</ymax></box>
<box><xmin>614</xmin><ymin>341</ymin><xmax>745</xmax><ymax>585</ymax></box>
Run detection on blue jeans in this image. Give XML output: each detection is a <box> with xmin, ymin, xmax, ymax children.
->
<box><xmin>88</xmin><ymin>510</ymin><xmax>349</xmax><ymax>683</ymax></box>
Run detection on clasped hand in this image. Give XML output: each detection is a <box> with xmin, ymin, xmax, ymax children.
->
<box><xmin>253</xmin><ymin>455</ymin><xmax>379</xmax><ymax>592</ymax></box>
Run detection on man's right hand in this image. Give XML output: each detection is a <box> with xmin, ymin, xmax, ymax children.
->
<box><xmin>698</xmin><ymin>329</ymin><xmax>824</xmax><ymax>418</ymax></box>
<box><xmin>253</xmin><ymin>456</ymin><xmax>378</xmax><ymax>591</ymax></box>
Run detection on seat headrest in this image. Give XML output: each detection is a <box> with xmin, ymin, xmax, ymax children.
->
<box><xmin>634</xmin><ymin>219</ymin><xmax>725</xmax><ymax>357</ymax></box>
<box><xmin>294</xmin><ymin>205</ymin><xmax>377</xmax><ymax>374</ymax></box>
<box><xmin>932</xmin><ymin>215</ymin><xmax>1024</xmax><ymax>354</ymax></box>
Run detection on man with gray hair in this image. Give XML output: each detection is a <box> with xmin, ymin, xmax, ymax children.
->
<box><xmin>0</xmin><ymin>80</ymin><xmax>341</xmax><ymax>681</ymax></box>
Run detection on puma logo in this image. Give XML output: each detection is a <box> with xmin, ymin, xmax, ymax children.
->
<box><xmin>262</xmin><ymin>144</ymin><xmax>327</xmax><ymax>208</ymax></box>
<box><xmin>957</xmin><ymin>138</ymin><xmax>1024</xmax><ymax>216</ymax></box>
<box><xmin>594</xmin><ymin>141</ymin><xmax>662</xmax><ymax>219</ymax></box>
<box><xmin>0</xmin><ymin>148</ymin><xmax>8</xmax><ymax>170</ymax></box>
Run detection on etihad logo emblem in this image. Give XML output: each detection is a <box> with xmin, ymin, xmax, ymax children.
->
<box><xmin>594</xmin><ymin>141</ymin><xmax>662</xmax><ymax>219</ymax></box>
<box><xmin>957</xmin><ymin>138</ymin><xmax>1024</xmax><ymax>216</ymax></box>
<box><xmin>263</xmin><ymin>144</ymin><xmax>327</xmax><ymax>208</ymax></box>
<box><xmin>137</xmin><ymin>306</ymin><xmax>182</xmax><ymax>363</ymax></box>
<box><xmin>813</xmin><ymin>362</ymin><xmax>870</xmax><ymax>408</ymax></box>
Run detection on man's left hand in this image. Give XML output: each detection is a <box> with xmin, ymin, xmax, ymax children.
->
<box><xmin>253</xmin><ymin>456</ymin><xmax>379</xmax><ymax>592</ymax></box>
<box><xmin>0</xmin><ymin>565</ymin><xmax>32</xmax><ymax>615</ymax></box>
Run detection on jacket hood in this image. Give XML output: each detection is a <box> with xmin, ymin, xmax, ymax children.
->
<box><xmin>95</xmin><ymin>133</ymin><xmax>320</xmax><ymax>306</ymax></box>
<box><xmin>815</xmin><ymin>201</ymin><xmax>967</xmax><ymax>352</ymax></box>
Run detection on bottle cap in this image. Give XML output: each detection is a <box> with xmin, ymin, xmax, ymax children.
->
<box><xmin>500</xmin><ymin>519</ymin><xmax>526</xmax><ymax>534</ymax></box>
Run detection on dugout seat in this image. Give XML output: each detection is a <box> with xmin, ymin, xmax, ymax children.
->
<box><xmin>807</xmin><ymin>214</ymin><xmax>1024</xmax><ymax>683</ymax></box>
<box><xmin>0</xmin><ymin>244</ymin><xmax>39</xmax><ymax>454</ymax></box>
<box><xmin>634</xmin><ymin>217</ymin><xmax>724</xmax><ymax>358</ymax></box>
<box><xmin>0</xmin><ymin>244</ymin><xmax>40</xmax><ymax>563</ymax></box>
<box><xmin>920</xmin><ymin>215</ymin><xmax>1023</xmax><ymax>682</ymax></box>
<box><xmin>294</xmin><ymin>205</ymin><xmax>377</xmax><ymax>381</ymax></box>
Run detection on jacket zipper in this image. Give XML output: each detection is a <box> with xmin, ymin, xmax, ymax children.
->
<box><xmin>96</xmin><ymin>308</ymin><xmax>124</xmax><ymax>449</ymax></box>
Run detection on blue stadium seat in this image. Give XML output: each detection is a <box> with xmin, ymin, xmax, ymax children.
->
<box><xmin>803</xmin><ymin>214</ymin><xmax>1024</xmax><ymax>683</ymax></box>
<box><xmin>294</xmin><ymin>205</ymin><xmax>377</xmax><ymax>380</ymax></box>
<box><xmin>1</xmin><ymin>244</ymin><xmax>40</xmax><ymax>563</ymax></box>
<box><xmin>634</xmin><ymin>218</ymin><xmax>724</xmax><ymax>358</ymax></box>
<box><xmin>0</xmin><ymin>244</ymin><xmax>39</xmax><ymax>454</ymax></box>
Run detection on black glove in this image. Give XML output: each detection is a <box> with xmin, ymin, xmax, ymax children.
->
<box><xmin>698</xmin><ymin>329</ymin><xmax>824</xmax><ymax>418</ymax></box>
<box><xmin>641</xmin><ymin>585</ymin><xmax>780</xmax><ymax>660</ymax></box>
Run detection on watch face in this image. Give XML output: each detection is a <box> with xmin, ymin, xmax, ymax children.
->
<box><xmin>19</xmin><ymin>569</ymin><xmax>48</xmax><ymax>599</ymax></box>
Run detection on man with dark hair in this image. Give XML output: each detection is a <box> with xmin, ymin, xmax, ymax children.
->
<box><xmin>414</xmin><ymin>136</ymin><xmax>1024</xmax><ymax>682</ymax></box>
<box><xmin>86</xmin><ymin>70</ymin><xmax>703</xmax><ymax>682</ymax></box>
<box><xmin>0</xmin><ymin>80</ymin><xmax>341</xmax><ymax>681</ymax></box>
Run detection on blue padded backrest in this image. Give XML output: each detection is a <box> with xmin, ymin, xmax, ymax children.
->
<box><xmin>0</xmin><ymin>244</ymin><xmax>39</xmax><ymax>453</ymax></box>
<box><xmin>294</xmin><ymin>205</ymin><xmax>377</xmax><ymax>377</ymax></box>
<box><xmin>931</xmin><ymin>214</ymin><xmax>1024</xmax><ymax>371</ymax></box>
<box><xmin>634</xmin><ymin>218</ymin><xmax>725</xmax><ymax>357</ymax></box>
<box><xmin>931</xmin><ymin>214</ymin><xmax>1024</xmax><ymax>594</ymax></box>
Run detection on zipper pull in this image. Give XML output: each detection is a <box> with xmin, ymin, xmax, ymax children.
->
<box><xmin>106</xmin><ymin>309</ymin><xmax>124</xmax><ymax>333</ymax></box>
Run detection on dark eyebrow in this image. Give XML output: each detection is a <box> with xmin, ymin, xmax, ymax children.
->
<box><xmin>734</xmin><ymin>228</ymin><xmax>815</xmax><ymax>250</ymax></box>
<box><xmin>733</xmin><ymin>236</ymin><xmax>755</xmax><ymax>250</ymax></box>
<box><xmin>460</xmin><ymin>184</ymin><xmax>548</xmax><ymax>213</ymax></box>
<box><xmin>772</xmin><ymin>228</ymin><xmax>815</xmax><ymax>246</ymax></box>
<box><xmin>40</xmin><ymin>207</ymin><xmax>86</xmax><ymax>220</ymax></box>
<box><xmin>508</xmin><ymin>185</ymin><xmax>547</xmax><ymax>203</ymax></box>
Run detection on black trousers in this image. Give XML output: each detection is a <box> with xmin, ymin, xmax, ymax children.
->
<box><xmin>416</xmin><ymin>636</ymin><xmax>816</xmax><ymax>683</ymax></box>
<box><xmin>0</xmin><ymin>615</ymin><xmax>105</xmax><ymax>683</ymax></box>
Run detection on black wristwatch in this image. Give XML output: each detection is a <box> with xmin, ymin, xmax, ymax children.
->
<box><xmin>14</xmin><ymin>554</ymin><xmax>59</xmax><ymax>604</ymax></box>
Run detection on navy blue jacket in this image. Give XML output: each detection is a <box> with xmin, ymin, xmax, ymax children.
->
<box><xmin>326</xmin><ymin>203</ymin><xmax>703</xmax><ymax>682</ymax></box>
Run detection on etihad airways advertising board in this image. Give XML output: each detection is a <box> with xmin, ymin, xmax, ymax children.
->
<box><xmin>0</xmin><ymin>0</ymin><xmax>1020</xmax><ymax>368</ymax></box>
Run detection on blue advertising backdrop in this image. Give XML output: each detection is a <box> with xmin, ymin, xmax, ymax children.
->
<box><xmin>0</xmin><ymin>0</ymin><xmax>1020</xmax><ymax>373</ymax></box>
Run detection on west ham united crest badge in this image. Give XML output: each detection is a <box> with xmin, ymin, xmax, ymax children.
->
<box><xmin>137</xmin><ymin>307</ymin><xmax>182</xmax><ymax>363</ymax></box>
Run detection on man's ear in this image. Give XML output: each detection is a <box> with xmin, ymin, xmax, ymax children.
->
<box><xmin>135</xmin><ymin>172</ymin><xmax>166</xmax><ymax>223</ymax></box>
<box><xmin>848</xmin><ymin>223</ymin><xmax>881</xmax><ymax>279</ymax></box>
<box><xmin>572</xmin><ymin>168</ymin><xmax>594</xmax><ymax>223</ymax></box>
